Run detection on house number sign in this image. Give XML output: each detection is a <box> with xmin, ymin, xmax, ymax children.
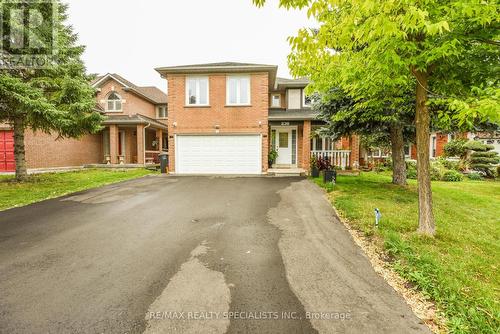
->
<box><xmin>281</xmin><ymin>122</ymin><xmax>290</xmax><ymax>126</ymax></box>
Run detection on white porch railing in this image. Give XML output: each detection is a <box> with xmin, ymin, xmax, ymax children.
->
<box><xmin>311</xmin><ymin>150</ymin><xmax>351</xmax><ymax>170</ymax></box>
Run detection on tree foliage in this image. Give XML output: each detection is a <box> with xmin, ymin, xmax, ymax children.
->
<box><xmin>465</xmin><ymin>141</ymin><xmax>500</xmax><ymax>177</ymax></box>
<box><xmin>0</xmin><ymin>0</ymin><xmax>103</xmax><ymax>179</ymax></box>
<box><xmin>254</xmin><ymin>0</ymin><xmax>499</xmax><ymax>236</ymax></box>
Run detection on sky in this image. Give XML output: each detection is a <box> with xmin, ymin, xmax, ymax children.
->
<box><xmin>65</xmin><ymin>0</ymin><xmax>313</xmax><ymax>91</ymax></box>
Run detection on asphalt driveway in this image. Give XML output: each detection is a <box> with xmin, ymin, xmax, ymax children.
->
<box><xmin>0</xmin><ymin>176</ymin><xmax>430</xmax><ymax>334</ymax></box>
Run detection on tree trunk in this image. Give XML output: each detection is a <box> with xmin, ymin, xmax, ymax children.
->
<box><xmin>13</xmin><ymin>117</ymin><xmax>28</xmax><ymax>181</ymax></box>
<box><xmin>413</xmin><ymin>69</ymin><xmax>436</xmax><ymax>236</ymax></box>
<box><xmin>389</xmin><ymin>124</ymin><xmax>407</xmax><ymax>185</ymax></box>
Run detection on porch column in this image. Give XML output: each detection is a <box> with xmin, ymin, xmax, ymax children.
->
<box><xmin>137</xmin><ymin>124</ymin><xmax>145</xmax><ymax>164</ymax></box>
<box><xmin>109</xmin><ymin>125</ymin><xmax>119</xmax><ymax>164</ymax></box>
<box><xmin>156</xmin><ymin>129</ymin><xmax>163</xmax><ymax>151</ymax></box>
<box><xmin>350</xmin><ymin>135</ymin><xmax>360</xmax><ymax>169</ymax></box>
<box><xmin>302</xmin><ymin>120</ymin><xmax>311</xmax><ymax>172</ymax></box>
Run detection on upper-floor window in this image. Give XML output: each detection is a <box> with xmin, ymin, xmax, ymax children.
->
<box><xmin>271</xmin><ymin>94</ymin><xmax>281</xmax><ymax>108</ymax></box>
<box><xmin>287</xmin><ymin>89</ymin><xmax>301</xmax><ymax>109</ymax></box>
<box><xmin>157</xmin><ymin>106</ymin><xmax>167</xmax><ymax>119</ymax></box>
<box><xmin>186</xmin><ymin>77</ymin><xmax>209</xmax><ymax>106</ymax></box>
<box><xmin>227</xmin><ymin>75</ymin><xmax>250</xmax><ymax>105</ymax></box>
<box><xmin>107</xmin><ymin>92</ymin><xmax>122</xmax><ymax>112</ymax></box>
<box><xmin>303</xmin><ymin>91</ymin><xmax>312</xmax><ymax>107</ymax></box>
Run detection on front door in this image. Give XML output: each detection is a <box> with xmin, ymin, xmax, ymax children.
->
<box><xmin>276</xmin><ymin>129</ymin><xmax>292</xmax><ymax>165</ymax></box>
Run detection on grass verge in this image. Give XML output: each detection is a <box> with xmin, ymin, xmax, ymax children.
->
<box><xmin>313</xmin><ymin>172</ymin><xmax>499</xmax><ymax>333</ymax></box>
<box><xmin>0</xmin><ymin>168</ymin><xmax>155</xmax><ymax>211</ymax></box>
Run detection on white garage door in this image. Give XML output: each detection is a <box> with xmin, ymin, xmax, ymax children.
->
<box><xmin>176</xmin><ymin>135</ymin><xmax>262</xmax><ymax>174</ymax></box>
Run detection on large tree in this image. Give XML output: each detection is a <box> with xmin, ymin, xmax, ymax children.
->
<box><xmin>254</xmin><ymin>0</ymin><xmax>500</xmax><ymax>236</ymax></box>
<box><xmin>314</xmin><ymin>88</ymin><xmax>415</xmax><ymax>185</ymax></box>
<box><xmin>0</xmin><ymin>0</ymin><xmax>103</xmax><ymax>180</ymax></box>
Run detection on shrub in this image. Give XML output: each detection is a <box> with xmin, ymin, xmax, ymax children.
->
<box><xmin>466</xmin><ymin>141</ymin><xmax>500</xmax><ymax>178</ymax></box>
<box><xmin>436</xmin><ymin>157</ymin><xmax>461</xmax><ymax>171</ymax></box>
<box><xmin>310</xmin><ymin>155</ymin><xmax>318</xmax><ymax>170</ymax></box>
<box><xmin>441</xmin><ymin>170</ymin><xmax>464</xmax><ymax>182</ymax></box>
<box><xmin>406</xmin><ymin>160</ymin><xmax>417</xmax><ymax>179</ymax></box>
<box><xmin>268</xmin><ymin>149</ymin><xmax>278</xmax><ymax>166</ymax></box>
<box><xmin>430</xmin><ymin>160</ymin><xmax>447</xmax><ymax>181</ymax></box>
<box><xmin>467</xmin><ymin>172</ymin><xmax>483</xmax><ymax>181</ymax></box>
<box><xmin>497</xmin><ymin>166</ymin><xmax>500</xmax><ymax>178</ymax></box>
<box><xmin>443</xmin><ymin>139</ymin><xmax>467</xmax><ymax>158</ymax></box>
<box><xmin>316</xmin><ymin>156</ymin><xmax>332</xmax><ymax>171</ymax></box>
<box><xmin>384</xmin><ymin>157</ymin><xmax>393</xmax><ymax>171</ymax></box>
<box><xmin>464</xmin><ymin>140</ymin><xmax>493</xmax><ymax>152</ymax></box>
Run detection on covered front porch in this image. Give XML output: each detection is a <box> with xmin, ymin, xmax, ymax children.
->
<box><xmin>268</xmin><ymin>117</ymin><xmax>356</xmax><ymax>171</ymax></box>
<box><xmin>101</xmin><ymin>115</ymin><xmax>168</xmax><ymax>165</ymax></box>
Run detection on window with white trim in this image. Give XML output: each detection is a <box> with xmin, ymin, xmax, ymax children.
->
<box><xmin>271</xmin><ymin>94</ymin><xmax>281</xmax><ymax>107</ymax></box>
<box><xmin>431</xmin><ymin>136</ymin><xmax>437</xmax><ymax>157</ymax></box>
<box><xmin>227</xmin><ymin>75</ymin><xmax>250</xmax><ymax>105</ymax></box>
<box><xmin>157</xmin><ymin>106</ymin><xmax>167</xmax><ymax>119</ymax></box>
<box><xmin>107</xmin><ymin>92</ymin><xmax>122</xmax><ymax>112</ymax></box>
<box><xmin>186</xmin><ymin>77</ymin><xmax>209</xmax><ymax>106</ymax></box>
<box><xmin>303</xmin><ymin>90</ymin><xmax>312</xmax><ymax>107</ymax></box>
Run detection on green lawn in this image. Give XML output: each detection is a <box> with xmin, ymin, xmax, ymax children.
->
<box><xmin>313</xmin><ymin>173</ymin><xmax>499</xmax><ymax>334</ymax></box>
<box><xmin>0</xmin><ymin>169</ymin><xmax>155</xmax><ymax>211</ymax></box>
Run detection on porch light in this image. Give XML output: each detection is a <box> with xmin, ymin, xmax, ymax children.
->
<box><xmin>172</xmin><ymin>122</ymin><xmax>177</xmax><ymax>128</ymax></box>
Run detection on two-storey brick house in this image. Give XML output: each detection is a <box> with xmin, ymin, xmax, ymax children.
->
<box><xmin>92</xmin><ymin>73</ymin><xmax>168</xmax><ymax>165</ymax></box>
<box><xmin>0</xmin><ymin>74</ymin><xmax>168</xmax><ymax>172</ymax></box>
<box><xmin>156</xmin><ymin>62</ymin><xmax>359</xmax><ymax>175</ymax></box>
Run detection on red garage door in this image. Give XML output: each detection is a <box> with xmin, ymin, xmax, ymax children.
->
<box><xmin>0</xmin><ymin>131</ymin><xmax>15</xmax><ymax>172</ymax></box>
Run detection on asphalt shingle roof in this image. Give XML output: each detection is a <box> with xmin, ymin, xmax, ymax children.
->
<box><xmin>92</xmin><ymin>73</ymin><xmax>167</xmax><ymax>104</ymax></box>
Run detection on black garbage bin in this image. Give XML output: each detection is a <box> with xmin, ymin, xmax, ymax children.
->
<box><xmin>323</xmin><ymin>169</ymin><xmax>337</xmax><ymax>183</ymax></box>
<box><xmin>159</xmin><ymin>152</ymin><xmax>168</xmax><ymax>174</ymax></box>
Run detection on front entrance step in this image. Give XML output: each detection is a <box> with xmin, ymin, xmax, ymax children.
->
<box><xmin>267</xmin><ymin>168</ymin><xmax>307</xmax><ymax>177</ymax></box>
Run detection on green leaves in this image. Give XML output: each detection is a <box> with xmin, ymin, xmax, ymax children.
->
<box><xmin>0</xmin><ymin>0</ymin><xmax>103</xmax><ymax>136</ymax></box>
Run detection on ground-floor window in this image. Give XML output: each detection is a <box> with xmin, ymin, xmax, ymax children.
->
<box><xmin>103</xmin><ymin>130</ymin><xmax>110</xmax><ymax>156</ymax></box>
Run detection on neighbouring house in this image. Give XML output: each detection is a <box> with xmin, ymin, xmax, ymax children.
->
<box><xmin>0</xmin><ymin>73</ymin><xmax>168</xmax><ymax>172</ymax></box>
<box><xmin>155</xmin><ymin>62</ymin><xmax>360</xmax><ymax>175</ymax></box>
<box><xmin>409</xmin><ymin>131</ymin><xmax>500</xmax><ymax>160</ymax></box>
<box><xmin>92</xmin><ymin>73</ymin><xmax>168</xmax><ymax>165</ymax></box>
<box><xmin>359</xmin><ymin>130</ymin><xmax>500</xmax><ymax>167</ymax></box>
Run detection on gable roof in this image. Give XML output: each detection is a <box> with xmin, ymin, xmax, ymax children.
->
<box><xmin>92</xmin><ymin>73</ymin><xmax>167</xmax><ymax>104</ymax></box>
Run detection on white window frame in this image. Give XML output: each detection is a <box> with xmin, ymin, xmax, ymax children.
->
<box><xmin>430</xmin><ymin>135</ymin><xmax>437</xmax><ymax>157</ymax></box>
<box><xmin>106</xmin><ymin>92</ymin><xmax>122</xmax><ymax>112</ymax></box>
<box><xmin>185</xmin><ymin>76</ymin><xmax>209</xmax><ymax>106</ymax></box>
<box><xmin>157</xmin><ymin>105</ymin><xmax>167</xmax><ymax>119</ymax></box>
<box><xmin>226</xmin><ymin>75</ymin><xmax>251</xmax><ymax>106</ymax></box>
<box><xmin>302</xmin><ymin>89</ymin><xmax>312</xmax><ymax>108</ymax></box>
<box><xmin>271</xmin><ymin>94</ymin><xmax>281</xmax><ymax>108</ymax></box>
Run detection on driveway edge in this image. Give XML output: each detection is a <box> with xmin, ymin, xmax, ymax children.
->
<box><xmin>316</xmin><ymin>182</ymin><xmax>445</xmax><ymax>333</ymax></box>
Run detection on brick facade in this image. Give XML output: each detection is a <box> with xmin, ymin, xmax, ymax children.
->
<box><xmin>96</xmin><ymin>78</ymin><xmax>159</xmax><ymax>121</ymax></box>
<box><xmin>166</xmin><ymin>73</ymin><xmax>269</xmax><ymax>173</ymax></box>
<box><xmin>24</xmin><ymin>130</ymin><xmax>102</xmax><ymax>169</ymax></box>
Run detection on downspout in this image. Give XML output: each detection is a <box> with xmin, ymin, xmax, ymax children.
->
<box><xmin>144</xmin><ymin>122</ymin><xmax>151</xmax><ymax>165</ymax></box>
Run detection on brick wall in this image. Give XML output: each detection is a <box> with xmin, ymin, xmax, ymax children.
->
<box><xmin>24</xmin><ymin>130</ymin><xmax>102</xmax><ymax>168</ymax></box>
<box><xmin>436</xmin><ymin>133</ymin><xmax>449</xmax><ymax>157</ymax></box>
<box><xmin>96</xmin><ymin>78</ymin><xmax>157</xmax><ymax>119</ymax></box>
<box><xmin>166</xmin><ymin>73</ymin><xmax>269</xmax><ymax>172</ymax></box>
<box><xmin>350</xmin><ymin>135</ymin><xmax>360</xmax><ymax>167</ymax></box>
